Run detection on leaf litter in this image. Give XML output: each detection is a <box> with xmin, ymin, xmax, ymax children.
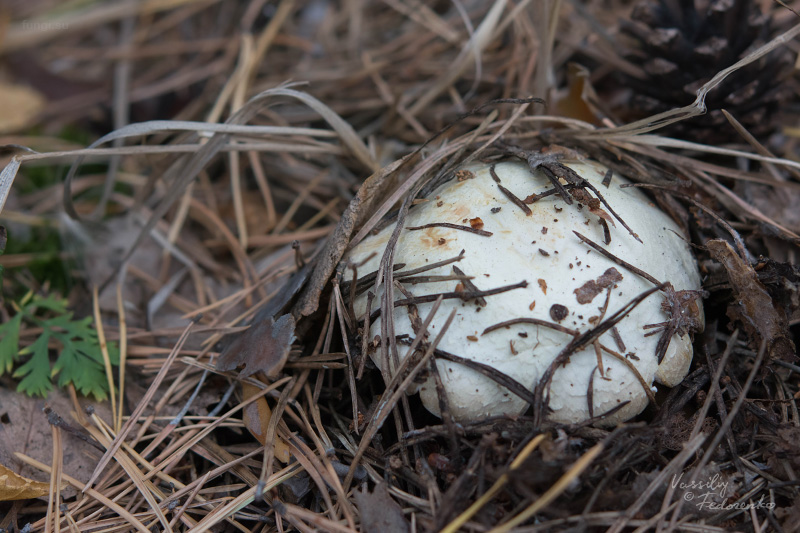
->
<box><xmin>0</xmin><ymin>1</ymin><xmax>799</xmax><ymax>532</ymax></box>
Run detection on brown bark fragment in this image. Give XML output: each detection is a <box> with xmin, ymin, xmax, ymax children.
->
<box><xmin>574</xmin><ymin>268</ymin><xmax>623</xmax><ymax>304</ymax></box>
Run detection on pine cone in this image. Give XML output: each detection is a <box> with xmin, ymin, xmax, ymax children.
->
<box><xmin>617</xmin><ymin>0</ymin><xmax>792</xmax><ymax>143</ymax></box>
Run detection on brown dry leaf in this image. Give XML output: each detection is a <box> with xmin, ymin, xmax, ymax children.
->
<box><xmin>0</xmin><ymin>386</ymin><xmax>110</xmax><ymax>499</ymax></box>
<box><xmin>0</xmin><ymin>463</ymin><xmax>50</xmax><ymax>501</ymax></box>
<box><xmin>354</xmin><ymin>482</ymin><xmax>409</xmax><ymax>533</ymax></box>
<box><xmin>216</xmin><ymin>313</ymin><xmax>295</xmax><ymax>379</ymax></box>
<box><xmin>0</xmin><ymin>386</ymin><xmax>101</xmax><ymax>500</ymax></box>
<box><xmin>0</xmin><ymin>82</ymin><xmax>45</xmax><ymax>134</ymax></box>
<box><xmin>241</xmin><ymin>382</ymin><xmax>291</xmax><ymax>463</ymax></box>
<box><xmin>554</xmin><ymin>63</ymin><xmax>603</xmax><ymax>125</ymax></box>
<box><xmin>706</xmin><ymin>239</ymin><xmax>795</xmax><ymax>361</ymax></box>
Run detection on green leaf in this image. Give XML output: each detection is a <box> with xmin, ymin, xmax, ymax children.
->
<box><xmin>52</xmin><ymin>336</ymin><xmax>109</xmax><ymax>401</ymax></box>
<box><xmin>14</xmin><ymin>333</ymin><xmax>53</xmax><ymax>397</ymax></box>
<box><xmin>0</xmin><ymin>314</ymin><xmax>23</xmax><ymax>375</ymax></box>
<box><xmin>31</xmin><ymin>294</ymin><xmax>69</xmax><ymax>315</ymax></box>
<box><xmin>106</xmin><ymin>340</ymin><xmax>120</xmax><ymax>366</ymax></box>
<box><xmin>3</xmin><ymin>290</ymin><xmax>118</xmax><ymax>399</ymax></box>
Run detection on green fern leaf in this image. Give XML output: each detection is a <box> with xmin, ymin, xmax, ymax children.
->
<box><xmin>52</xmin><ymin>336</ymin><xmax>110</xmax><ymax>401</ymax></box>
<box><xmin>0</xmin><ymin>314</ymin><xmax>23</xmax><ymax>374</ymax></box>
<box><xmin>13</xmin><ymin>332</ymin><xmax>54</xmax><ymax>397</ymax></box>
<box><xmin>34</xmin><ymin>295</ymin><xmax>70</xmax><ymax>314</ymax></box>
<box><xmin>3</xmin><ymin>292</ymin><xmax>118</xmax><ymax>399</ymax></box>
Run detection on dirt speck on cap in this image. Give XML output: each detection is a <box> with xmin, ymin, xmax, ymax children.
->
<box><xmin>469</xmin><ymin>217</ymin><xmax>484</xmax><ymax>230</ymax></box>
<box><xmin>456</xmin><ymin>169</ymin><xmax>474</xmax><ymax>181</ymax></box>
<box><xmin>550</xmin><ymin>304</ymin><xmax>569</xmax><ymax>322</ymax></box>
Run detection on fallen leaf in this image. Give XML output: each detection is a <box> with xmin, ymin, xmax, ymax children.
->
<box><xmin>216</xmin><ymin>314</ymin><xmax>295</xmax><ymax>379</ymax></box>
<box><xmin>707</xmin><ymin>239</ymin><xmax>795</xmax><ymax>361</ymax></box>
<box><xmin>354</xmin><ymin>482</ymin><xmax>409</xmax><ymax>533</ymax></box>
<box><xmin>0</xmin><ymin>387</ymin><xmax>108</xmax><ymax>499</ymax></box>
<box><xmin>0</xmin><ymin>463</ymin><xmax>50</xmax><ymax>501</ymax></box>
<box><xmin>241</xmin><ymin>383</ymin><xmax>291</xmax><ymax>463</ymax></box>
<box><xmin>0</xmin><ymin>82</ymin><xmax>45</xmax><ymax>133</ymax></box>
<box><xmin>554</xmin><ymin>63</ymin><xmax>603</xmax><ymax>125</ymax></box>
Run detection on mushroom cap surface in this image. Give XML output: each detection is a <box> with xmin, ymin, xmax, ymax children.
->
<box><xmin>346</xmin><ymin>159</ymin><xmax>703</xmax><ymax>425</ymax></box>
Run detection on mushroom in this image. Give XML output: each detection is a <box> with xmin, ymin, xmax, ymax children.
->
<box><xmin>345</xmin><ymin>157</ymin><xmax>703</xmax><ymax>425</ymax></box>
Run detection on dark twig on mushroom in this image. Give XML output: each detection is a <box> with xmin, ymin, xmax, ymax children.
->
<box><xmin>574</xmin><ymin>230</ymin><xmax>706</xmax><ymax>363</ymax></box>
<box><xmin>497</xmin><ymin>142</ymin><xmax>643</xmax><ymax>243</ymax></box>
<box><xmin>433</xmin><ymin>348</ymin><xmax>537</xmax><ymax>407</ymax></box>
<box><xmin>366</xmin><ymin>280</ymin><xmax>529</xmax><ymax>322</ymax></box>
<box><xmin>406</xmin><ymin>222</ymin><xmax>493</xmax><ymax>237</ymax></box>
<box><xmin>344</xmin><ymin>250</ymin><xmax>467</xmax><ymax>297</ymax></box>
<box><xmin>489</xmin><ymin>164</ymin><xmax>532</xmax><ymax>216</ymax></box>
<box><xmin>452</xmin><ymin>265</ymin><xmax>487</xmax><ymax>306</ymax></box>
<box><xmin>532</xmin><ymin>285</ymin><xmax>664</xmax><ymax>427</ymax></box>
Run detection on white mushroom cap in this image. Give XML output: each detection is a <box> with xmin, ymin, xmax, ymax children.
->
<box><xmin>345</xmin><ymin>159</ymin><xmax>703</xmax><ymax>425</ymax></box>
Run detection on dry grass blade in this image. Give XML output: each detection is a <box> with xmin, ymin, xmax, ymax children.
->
<box><xmin>407</xmin><ymin>0</ymin><xmax>506</xmax><ymax>116</ymax></box>
<box><xmin>0</xmin><ymin>156</ymin><xmax>21</xmax><ymax>216</ymax></box>
<box><xmin>92</xmin><ymin>286</ymin><xmax>117</xmax><ymax>433</ymax></box>
<box><xmin>2</xmin><ymin>0</ymin><xmax>205</xmax><ymax>52</ymax></box>
<box><xmin>44</xmin><ymin>423</ymin><xmax>62</xmax><ymax>533</ymax></box>
<box><xmin>609</xmin><ymin>135</ymin><xmax>800</xmax><ymax>172</ymax></box>
<box><xmin>255</xmin><ymin>86</ymin><xmax>376</xmax><ymax>171</ymax></box>
<box><xmin>115</xmin><ymin>283</ymin><xmax>128</xmax><ymax>434</ymax></box>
